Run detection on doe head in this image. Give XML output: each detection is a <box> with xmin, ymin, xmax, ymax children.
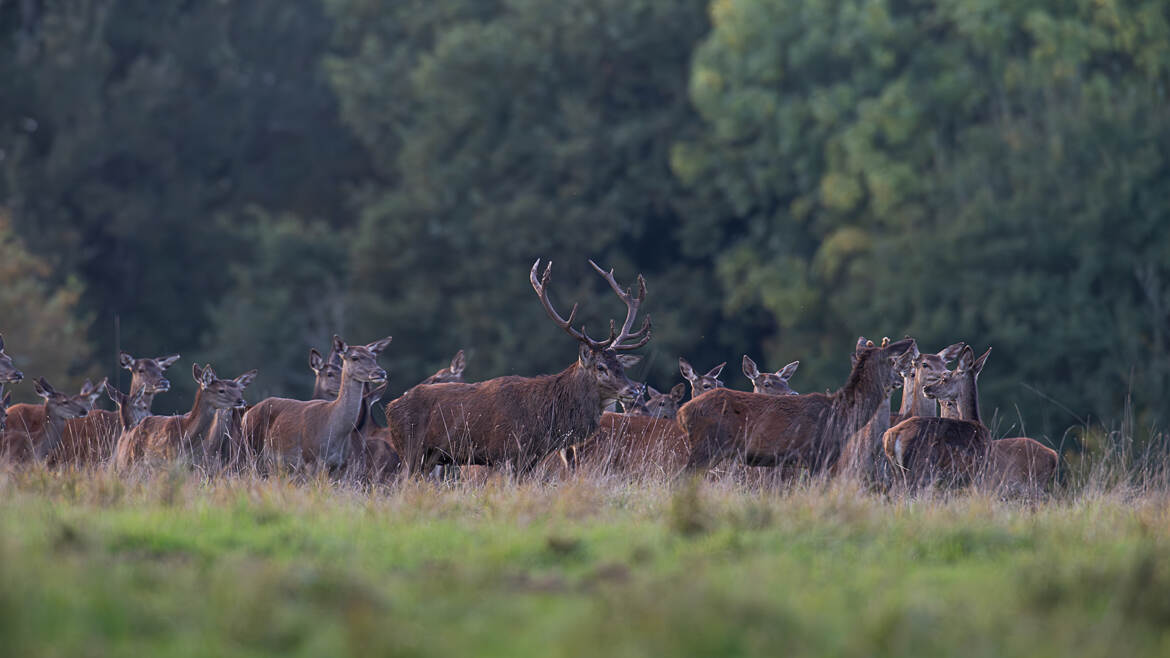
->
<box><xmin>643</xmin><ymin>383</ymin><xmax>687</xmax><ymax>419</ymax></box>
<box><xmin>193</xmin><ymin>363</ymin><xmax>257</xmax><ymax>410</ymax></box>
<box><xmin>121</xmin><ymin>351</ymin><xmax>181</xmax><ymax>395</ymax></box>
<box><xmin>923</xmin><ymin>346</ymin><xmax>990</xmax><ymax>402</ymax></box>
<box><xmin>742</xmin><ymin>355</ymin><xmax>800</xmax><ymax>396</ymax></box>
<box><xmin>34</xmin><ymin>377</ymin><xmax>91</xmax><ymax>420</ymax></box>
<box><xmin>0</xmin><ymin>333</ymin><xmax>23</xmax><ymax>383</ymax></box>
<box><xmin>333</xmin><ymin>335</ymin><xmax>391</xmax><ymax>385</ymax></box>
<box><xmin>679</xmin><ymin>358</ymin><xmax>725</xmax><ymax>398</ymax></box>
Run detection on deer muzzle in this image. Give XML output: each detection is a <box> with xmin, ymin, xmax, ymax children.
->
<box><xmin>6</xmin><ymin>370</ymin><xmax>23</xmax><ymax>382</ymax></box>
<box><xmin>151</xmin><ymin>379</ymin><xmax>171</xmax><ymax>393</ymax></box>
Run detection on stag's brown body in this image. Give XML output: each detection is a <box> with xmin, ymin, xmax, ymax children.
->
<box><xmin>386</xmin><ymin>362</ymin><xmax>605</xmax><ymax>474</ymax></box>
<box><xmin>678</xmin><ymin>339</ymin><xmax>914</xmax><ymax>473</ymax></box>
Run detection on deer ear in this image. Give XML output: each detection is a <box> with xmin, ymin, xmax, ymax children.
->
<box><xmin>670</xmin><ymin>383</ymin><xmax>686</xmax><ymax>402</ymax></box>
<box><xmin>706</xmin><ymin>362</ymin><xmax>726</xmax><ymax>379</ymax></box>
<box><xmin>579</xmin><ymin>343</ymin><xmax>596</xmax><ymax>366</ymax></box>
<box><xmin>972</xmin><ymin>347</ymin><xmax>991</xmax><ymax>377</ymax></box>
<box><xmin>366</xmin><ymin>335</ymin><xmax>393</xmax><ymax>354</ymax></box>
<box><xmin>80</xmin><ymin>379</ymin><xmax>95</xmax><ymax>397</ymax></box>
<box><xmin>742</xmin><ymin>355</ymin><xmax>760</xmax><ymax>381</ymax></box>
<box><xmin>332</xmin><ymin>335</ymin><xmax>347</xmax><ymax>356</ymax></box>
<box><xmin>86</xmin><ymin>378</ymin><xmax>108</xmax><ymax>404</ymax></box>
<box><xmin>450</xmin><ymin>349</ymin><xmax>466</xmax><ymax>376</ymax></box>
<box><xmin>192</xmin><ymin>363</ymin><xmax>204</xmax><ymax>385</ymax></box>
<box><xmin>679</xmin><ymin>358</ymin><xmax>696</xmax><ymax>382</ymax></box>
<box><xmin>855</xmin><ymin>337</ymin><xmax>868</xmax><ymax>353</ymax></box>
<box><xmin>777</xmin><ymin>360</ymin><xmax>800</xmax><ymax>381</ymax></box>
<box><xmin>34</xmin><ymin>378</ymin><xmax>54</xmax><ymax>399</ymax></box>
<box><xmin>616</xmin><ymin>354</ymin><xmax>641</xmax><ymax>368</ymax></box>
<box><xmin>235</xmin><ymin>370</ymin><xmax>258</xmax><ymax>389</ymax></box>
<box><xmin>200</xmin><ymin>365</ymin><xmax>218</xmax><ymax>389</ymax></box>
<box><xmin>957</xmin><ymin>346</ymin><xmax>975</xmax><ymax>371</ymax></box>
<box><xmin>106</xmin><ymin>384</ymin><xmax>124</xmax><ymax>405</ymax></box>
<box><xmin>157</xmin><ymin>354</ymin><xmax>181</xmax><ymax>369</ymax></box>
<box><xmin>120</xmin><ymin>352</ymin><xmax>135</xmax><ymax>370</ymax></box>
<box><xmin>309</xmin><ymin>348</ymin><xmax>325</xmax><ymax>372</ymax></box>
<box><xmin>937</xmin><ymin>342</ymin><xmax>965</xmax><ymax>363</ymax></box>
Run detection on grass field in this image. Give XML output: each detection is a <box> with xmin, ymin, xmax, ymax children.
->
<box><xmin>1</xmin><ymin>461</ymin><xmax>1168</xmax><ymax>657</ymax></box>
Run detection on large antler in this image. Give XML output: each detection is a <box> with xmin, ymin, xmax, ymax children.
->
<box><xmin>588</xmin><ymin>260</ymin><xmax>651</xmax><ymax>351</ymax></box>
<box><xmin>531</xmin><ymin>259</ymin><xmax>652</xmax><ymax>352</ymax></box>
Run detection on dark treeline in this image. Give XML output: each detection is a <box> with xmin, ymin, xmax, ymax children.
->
<box><xmin>1</xmin><ymin>0</ymin><xmax>1167</xmax><ymax>443</ymax></box>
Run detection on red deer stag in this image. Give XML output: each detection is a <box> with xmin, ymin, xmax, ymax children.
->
<box><xmin>679</xmin><ymin>358</ymin><xmax>725</xmax><ymax>399</ymax></box>
<box><xmin>742</xmin><ymin>355</ymin><xmax>800</xmax><ymax>395</ymax></box>
<box><xmin>679</xmin><ymin>337</ymin><xmax>915</xmax><ymax>475</ymax></box>
<box><xmin>115</xmin><ymin>364</ymin><xmax>256</xmax><ymax>471</ymax></box>
<box><xmin>244</xmin><ymin>336</ymin><xmax>391</xmax><ymax>472</ymax></box>
<box><xmin>921</xmin><ymin>353</ymin><xmax>1058</xmax><ymax>495</ymax></box>
<box><xmin>882</xmin><ymin>346</ymin><xmax>992</xmax><ymax>489</ymax></box>
<box><xmin>1</xmin><ymin>378</ymin><xmax>92</xmax><ymax>463</ymax></box>
<box><xmin>384</xmin><ymin>260</ymin><xmax>650</xmax><ymax>476</ymax></box>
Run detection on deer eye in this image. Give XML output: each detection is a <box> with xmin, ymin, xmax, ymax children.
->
<box><xmin>596</xmin><ymin>364</ymin><xmax>607</xmax><ymax>372</ymax></box>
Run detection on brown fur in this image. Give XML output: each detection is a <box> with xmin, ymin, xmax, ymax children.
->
<box><xmin>386</xmin><ymin>361</ymin><xmax>610</xmax><ymax>475</ymax></box>
<box><xmin>244</xmin><ymin>336</ymin><xmax>389</xmax><ymax>472</ymax></box>
<box><xmin>882</xmin><ymin>346</ymin><xmax>991</xmax><ymax>489</ymax></box>
<box><xmin>115</xmin><ymin>364</ymin><xmax>255</xmax><ymax>471</ymax></box>
<box><xmin>1</xmin><ymin>379</ymin><xmax>92</xmax><ymax>463</ymax></box>
<box><xmin>578</xmin><ymin>411</ymin><xmax>689</xmax><ymax>474</ymax></box>
<box><xmin>679</xmin><ymin>338</ymin><xmax>914</xmax><ymax>474</ymax></box>
<box><xmin>983</xmin><ymin>437</ymin><xmax>1059</xmax><ymax>495</ymax></box>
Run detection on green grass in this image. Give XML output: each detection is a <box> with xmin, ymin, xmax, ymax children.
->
<box><xmin>1</xmin><ymin>466</ymin><xmax>1168</xmax><ymax>657</ymax></box>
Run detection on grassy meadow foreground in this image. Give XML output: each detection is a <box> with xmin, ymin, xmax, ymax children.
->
<box><xmin>1</xmin><ymin>465</ymin><xmax>1168</xmax><ymax>658</ymax></box>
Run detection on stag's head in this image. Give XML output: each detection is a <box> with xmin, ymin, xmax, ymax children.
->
<box><xmin>923</xmin><ymin>346</ymin><xmax>990</xmax><ymax>403</ymax></box>
<box><xmin>309</xmin><ymin>346</ymin><xmax>344</xmax><ymax>399</ymax></box>
<box><xmin>107</xmin><ymin>383</ymin><xmax>151</xmax><ymax>430</ymax></box>
<box><xmin>332</xmin><ymin>335</ymin><xmax>392</xmax><ymax>386</ymax></box>
<box><xmin>421</xmin><ymin>350</ymin><xmax>467</xmax><ymax>385</ymax></box>
<box><xmin>679</xmin><ymin>358</ymin><xmax>725</xmax><ymax>398</ymax></box>
<box><xmin>742</xmin><ymin>355</ymin><xmax>800</xmax><ymax>395</ymax></box>
<box><xmin>193</xmin><ymin>364</ymin><xmax>257</xmax><ymax>410</ymax></box>
<box><xmin>34</xmin><ymin>378</ymin><xmax>93</xmax><ymax>421</ymax></box>
<box><xmin>0</xmin><ymin>334</ymin><xmax>23</xmax><ymax>384</ymax></box>
<box><xmin>120</xmin><ymin>352</ymin><xmax>181</xmax><ymax>395</ymax></box>
<box><xmin>531</xmin><ymin>259</ymin><xmax>651</xmax><ymax>407</ymax></box>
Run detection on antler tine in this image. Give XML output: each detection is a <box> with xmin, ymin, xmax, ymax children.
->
<box><xmin>530</xmin><ymin>259</ymin><xmax>587</xmax><ymax>343</ymax></box>
<box><xmin>588</xmin><ymin>260</ymin><xmax>652</xmax><ymax>351</ymax></box>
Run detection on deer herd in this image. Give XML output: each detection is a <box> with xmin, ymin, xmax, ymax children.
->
<box><xmin>0</xmin><ymin>260</ymin><xmax>1058</xmax><ymax>496</ymax></box>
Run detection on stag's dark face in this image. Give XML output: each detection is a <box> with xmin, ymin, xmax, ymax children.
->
<box><xmin>122</xmin><ymin>353</ymin><xmax>180</xmax><ymax>395</ymax></box>
<box><xmin>853</xmin><ymin>338</ymin><xmax>916</xmax><ymax>396</ymax></box>
<box><xmin>581</xmin><ymin>346</ymin><xmax>642</xmax><ymax>405</ymax></box>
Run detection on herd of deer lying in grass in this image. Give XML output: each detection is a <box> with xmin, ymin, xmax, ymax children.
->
<box><xmin>0</xmin><ymin>260</ymin><xmax>1058</xmax><ymax>496</ymax></box>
